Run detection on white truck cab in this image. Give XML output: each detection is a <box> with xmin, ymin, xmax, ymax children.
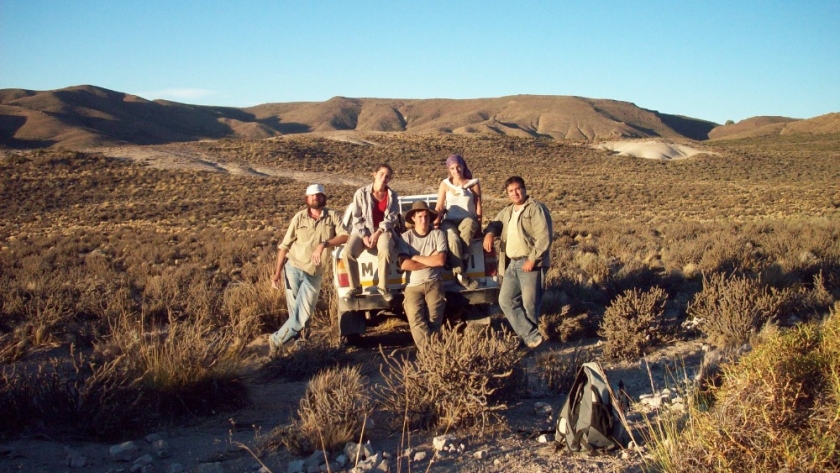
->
<box><xmin>332</xmin><ymin>194</ymin><xmax>501</xmax><ymax>337</ymax></box>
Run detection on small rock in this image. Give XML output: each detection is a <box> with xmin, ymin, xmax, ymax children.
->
<box><xmin>131</xmin><ymin>454</ymin><xmax>154</xmax><ymax>473</ymax></box>
<box><xmin>304</xmin><ymin>450</ymin><xmax>327</xmax><ymax>468</ymax></box>
<box><xmin>534</xmin><ymin>402</ymin><xmax>553</xmax><ymax>415</ymax></box>
<box><xmin>473</xmin><ymin>450</ymin><xmax>488</xmax><ymax>460</ymax></box>
<box><xmin>258</xmin><ymin>467</ymin><xmax>272</xmax><ymax>473</ymax></box>
<box><xmin>432</xmin><ymin>434</ymin><xmax>456</xmax><ymax>451</ymax></box>
<box><xmin>152</xmin><ymin>439</ymin><xmax>170</xmax><ymax>458</ymax></box>
<box><xmin>494</xmin><ymin>458</ymin><xmax>501</xmax><ymax>465</ymax></box>
<box><xmin>145</xmin><ymin>433</ymin><xmax>163</xmax><ymax>443</ymax></box>
<box><xmin>537</xmin><ymin>434</ymin><xmax>554</xmax><ymax>443</ymax></box>
<box><xmin>413</xmin><ymin>451</ymin><xmax>427</xmax><ymax>462</ymax></box>
<box><xmin>168</xmin><ymin>464</ymin><xmax>184</xmax><ymax>473</ymax></box>
<box><xmin>621</xmin><ymin>451</ymin><xmax>632</xmax><ymax>460</ymax></box>
<box><xmin>287</xmin><ymin>459</ymin><xmax>305</xmax><ymax>473</ymax></box>
<box><xmin>196</xmin><ymin>463</ymin><xmax>224</xmax><ymax>473</ymax></box>
<box><xmin>335</xmin><ymin>453</ymin><xmax>349</xmax><ymax>467</ymax></box>
<box><xmin>306</xmin><ymin>464</ymin><xmax>320</xmax><ymax>473</ymax></box>
<box><xmin>110</xmin><ymin>441</ymin><xmax>140</xmax><ymax>462</ymax></box>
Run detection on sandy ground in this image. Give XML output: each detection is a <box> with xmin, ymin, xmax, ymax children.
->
<box><xmin>0</xmin><ymin>330</ymin><xmax>707</xmax><ymax>473</ymax></box>
<box><xmin>595</xmin><ymin>140</ymin><xmax>713</xmax><ymax>160</ymax></box>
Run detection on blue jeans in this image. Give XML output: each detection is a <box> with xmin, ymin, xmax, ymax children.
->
<box><xmin>499</xmin><ymin>258</ymin><xmax>545</xmax><ymax>345</ymax></box>
<box><xmin>271</xmin><ymin>263</ymin><xmax>323</xmax><ymax>346</ymax></box>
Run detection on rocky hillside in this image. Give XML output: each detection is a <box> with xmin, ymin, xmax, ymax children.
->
<box><xmin>1</xmin><ymin>85</ymin><xmax>718</xmax><ymax>149</ymax></box>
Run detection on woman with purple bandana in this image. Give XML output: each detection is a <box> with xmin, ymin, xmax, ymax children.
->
<box><xmin>433</xmin><ymin>154</ymin><xmax>482</xmax><ymax>290</ymax></box>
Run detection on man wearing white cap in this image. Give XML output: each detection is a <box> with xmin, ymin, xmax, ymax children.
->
<box><xmin>269</xmin><ymin>183</ymin><xmax>348</xmax><ymax>355</ymax></box>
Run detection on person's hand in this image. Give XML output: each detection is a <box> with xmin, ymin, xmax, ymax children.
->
<box><xmin>433</xmin><ymin>215</ymin><xmax>442</xmax><ymax>229</ymax></box>
<box><xmin>483</xmin><ymin>233</ymin><xmax>494</xmax><ymax>253</ymax></box>
<box><xmin>369</xmin><ymin>230</ymin><xmax>381</xmax><ymax>248</ymax></box>
<box><xmin>363</xmin><ymin>235</ymin><xmax>372</xmax><ymax>248</ymax></box>
<box><xmin>311</xmin><ymin>243</ymin><xmax>326</xmax><ymax>265</ymax></box>
<box><xmin>271</xmin><ymin>270</ymin><xmax>282</xmax><ymax>290</ymax></box>
<box><xmin>522</xmin><ymin>259</ymin><xmax>535</xmax><ymax>272</ymax></box>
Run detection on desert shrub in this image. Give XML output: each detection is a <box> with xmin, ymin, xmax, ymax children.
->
<box><xmin>285</xmin><ymin>365</ymin><xmax>372</xmax><ymax>454</ymax></box>
<box><xmin>646</xmin><ymin>308</ymin><xmax>840</xmax><ymax>472</ymax></box>
<box><xmin>599</xmin><ymin>286</ymin><xmax>668</xmax><ymax>360</ymax></box>
<box><xmin>375</xmin><ymin>325</ymin><xmax>524</xmax><ymax>434</ymax></box>
<box><xmin>534</xmin><ymin>344</ymin><xmax>594</xmax><ymax>394</ymax></box>
<box><xmin>688</xmin><ymin>273</ymin><xmax>787</xmax><ymax>347</ymax></box>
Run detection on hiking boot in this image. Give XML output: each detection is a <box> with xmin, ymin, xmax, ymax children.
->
<box><xmin>343</xmin><ymin>287</ymin><xmax>363</xmax><ymax>300</ymax></box>
<box><xmin>525</xmin><ymin>335</ymin><xmax>544</xmax><ymax>349</ymax></box>
<box><xmin>380</xmin><ymin>288</ymin><xmax>394</xmax><ymax>302</ymax></box>
<box><xmin>459</xmin><ymin>275</ymin><xmax>480</xmax><ymax>290</ymax></box>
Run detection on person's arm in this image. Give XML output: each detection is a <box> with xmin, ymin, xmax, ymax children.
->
<box><xmin>271</xmin><ymin>248</ymin><xmax>289</xmax><ymax>289</ymax></box>
<box><xmin>351</xmin><ymin>188</ymin><xmax>370</xmax><ymax>238</ymax></box>
<box><xmin>524</xmin><ymin>203</ymin><xmax>552</xmax><ymax>272</ymax></box>
<box><xmin>482</xmin><ymin>209</ymin><xmax>505</xmax><ymax>252</ymax></box>
<box><xmin>433</xmin><ymin>181</ymin><xmax>447</xmax><ymax>228</ymax></box>
<box><xmin>400</xmin><ymin>251</ymin><xmax>445</xmax><ymax>270</ymax></box>
<box><xmin>311</xmin><ymin>233</ymin><xmax>349</xmax><ymax>266</ymax></box>
<box><xmin>472</xmin><ymin>181</ymin><xmax>482</xmax><ymax>225</ymax></box>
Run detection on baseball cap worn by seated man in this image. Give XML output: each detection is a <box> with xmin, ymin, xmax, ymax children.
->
<box><xmin>305</xmin><ymin>184</ymin><xmax>326</xmax><ymax>196</ymax></box>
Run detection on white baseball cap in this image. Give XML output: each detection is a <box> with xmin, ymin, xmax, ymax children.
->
<box><xmin>305</xmin><ymin>184</ymin><xmax>326</xmax><ymax>196</ymax></box>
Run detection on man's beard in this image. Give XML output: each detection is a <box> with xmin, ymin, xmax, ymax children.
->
<box><xmin>307</xmin><ymin>196</ymin><xmax>326</xmax><ymax>209</ymax></box>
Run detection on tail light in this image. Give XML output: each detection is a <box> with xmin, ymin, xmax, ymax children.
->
<box><xmin>335</xmin><ymin>258</ymin><xmax>350</xmax><ymax>287</ymax></box>
<box><xmin>483</xmin><ymin>247</ymin><xmax>498</xmax><ymax>276</ymax></box>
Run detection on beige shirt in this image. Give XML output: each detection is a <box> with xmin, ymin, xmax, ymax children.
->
<box><xmin>279</xmin><ymin>207</ymin><xmax>348</xmax><ymax>275</ymax></box>
<box><xmin>505</xmin><ymin>206</ymin><xmax>529</xmax><ymax>258</ymax></box>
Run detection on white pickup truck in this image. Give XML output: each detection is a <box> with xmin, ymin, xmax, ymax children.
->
<box><xmin>332</xmin><ymin>194</ymin><xmax>501</xmax><ymax>338</ymax></box>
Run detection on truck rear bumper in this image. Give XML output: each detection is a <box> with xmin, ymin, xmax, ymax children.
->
<box><xmin>337</xmin><ymin>286</ymin><xmax>500</xmax><ymax>314</ymax></box>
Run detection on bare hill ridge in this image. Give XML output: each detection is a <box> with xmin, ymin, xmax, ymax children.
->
<box><xmin>708</xmin><ymin>113</ymin><xmax>840</xmax><ymax>140</ymax></box>
<box><xmin>1</xmin><ymin>84</ymin><xmax>835</xmax><ymax>149</ymax></box>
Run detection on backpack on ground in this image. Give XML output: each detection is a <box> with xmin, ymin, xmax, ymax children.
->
<box><xmin>555</xmin><ymin>362</ymin><xmax>627</xmax><ymax>452</ymax></box>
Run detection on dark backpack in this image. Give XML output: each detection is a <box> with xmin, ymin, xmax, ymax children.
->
<box><xmin>556</xmin><ymin>362</ymin><xmax>627</xmax><ymax>452</ymax></box>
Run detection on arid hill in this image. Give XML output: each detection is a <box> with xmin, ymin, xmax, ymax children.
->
<box><xmin>708</xmin><ymin>112</ymin><xmax>840</xmax><ymax>140</ymax></box>
<box><xmin>1</xmin><ymin>85</ymin><xmax>719</xmax><ymax>149</ymax></box>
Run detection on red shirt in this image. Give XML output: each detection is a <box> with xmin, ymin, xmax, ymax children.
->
<box><xmin>371</xmin><ymin>192</ymin><xmax>387</xmax><ymax>229</ymax></box>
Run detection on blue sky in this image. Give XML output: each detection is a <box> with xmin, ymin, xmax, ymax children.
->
<box><xmin>2</xmin><ymin>1</ymin><xmax>838</xmax><ymax>124</ymax></box>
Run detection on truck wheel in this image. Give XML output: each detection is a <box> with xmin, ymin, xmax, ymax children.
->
<box><xmin>337</xmin><ymin>310</ymin><xmax>366</xmax><ymax>337</ymax></box>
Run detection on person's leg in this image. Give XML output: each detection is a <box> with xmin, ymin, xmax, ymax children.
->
<box><xmin>374</xmin><ymin>231</ymin><xmax>394</xmax><ymax>294</ymax></box>
<box><xmin>271</xmin><ymin>265</ymin><xmax>323</xmax><ymax>347</ymax></box>
<box><xmin>440</xmin><ymin>220</ymin><xmax>463</xmax><ymax>273</ymax></box>
<box><xmin>518</xmin><ymin>266</ymin><xmax>545</xmax><ymax>328</ymax></box>
<box><xmin>342</xmin><ymin>233</ymin><xmax>366</xmax><ymax>294</ymax></box>
<box><xmin>498</xmin><ymin>259</ymin><xmax>541</xmax><ymax>344</ymax></box>
<box><xmin>425</xmin><ymin>280</ymin><xmax>447</xmax><ymax>333</ymax></box>
<box><xmin>456</xmin><ymin>216</ymin><xmax>479</xmax><ymax>261</ymax></box>
<box><xmin>403</xmin><ymin>285</ymin><xmax>431</xmax><ymax>348</ymax></box>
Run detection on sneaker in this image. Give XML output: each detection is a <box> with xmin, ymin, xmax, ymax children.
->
<box><xmin>343</xmin><ymin>287</ymin><xmax>363</xmax><ymax>300</ymax></box>
<box><xmin>380</xmin><ymin>288</ymin><xmax>394</xmax><ymax>302</ymax></box>
<box><xmin>268</xmin><ymin>333</ymin><xmax>282</xmax><ymax>358</ymax></box>
<box><xmin>525</xmin><ymin>335</ymin><xmax>544</xmax><ymax>349</ymax></box>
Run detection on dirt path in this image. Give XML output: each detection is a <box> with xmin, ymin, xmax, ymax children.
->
<box><xmin>92</xmin><ymin>144</ymin><xmax>438</xmax><ymax>196</ymax></box>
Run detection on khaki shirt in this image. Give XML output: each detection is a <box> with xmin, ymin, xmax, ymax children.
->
<box><xmin>279</xmin><ymin>207</ymin><xmax>348</xmax><ymax>275</ymax></box>
<box><xmin>483</xmin><ymin>196</ymin><xmax>553</xmax><ymax>270</ymax></box>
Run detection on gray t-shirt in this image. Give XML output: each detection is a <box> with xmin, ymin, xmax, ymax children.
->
<box><xmin>399</xmin><ymin>228</ymin><xmax>447</xmax><ymax>286</ymax></box>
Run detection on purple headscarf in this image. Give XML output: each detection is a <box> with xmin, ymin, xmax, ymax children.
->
<box><xmin>445</xmin><ymin>154</ymin><xmax>472</xmax><ymax>180</ymax></box>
